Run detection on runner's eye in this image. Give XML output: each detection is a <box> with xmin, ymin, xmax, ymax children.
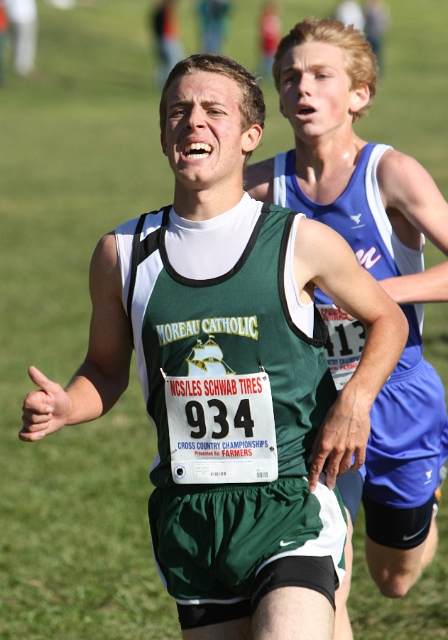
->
<box><xmin>170</xmin><ymin>108</ymin><xmax>187</xmax><ymax>118</ymax></box>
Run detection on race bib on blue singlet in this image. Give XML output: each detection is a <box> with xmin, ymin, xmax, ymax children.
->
<box><xmin>317</xmin><ymin>305</ymin><xmax>366</xmax><ymax>390</ymax></box>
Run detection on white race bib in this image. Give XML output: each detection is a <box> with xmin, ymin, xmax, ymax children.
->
<box><xmin>165</xmin><ymin>371</ymin><xmax>278</xmax><ymax>484</ymax></box>
<box><xmin>317</xmin><ymin>305</ymin><xmax>366</xmax><ymax>391</ymax></box>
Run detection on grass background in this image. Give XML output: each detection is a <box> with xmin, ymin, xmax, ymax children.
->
<box><xmin>1</xmin><ymin>0</ymin><xmax>448</xmax><ymax>638</ymax></box>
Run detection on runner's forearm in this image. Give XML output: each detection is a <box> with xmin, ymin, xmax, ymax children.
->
<box><xmin>64</xmin><ymin>359</ymin><xmax>129</xmax><ymax>425</ymax></box>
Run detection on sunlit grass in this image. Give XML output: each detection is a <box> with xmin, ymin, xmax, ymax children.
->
<box><xmin>1</xmin><ymin>0</ymin><xmax>447</xmax><ymax>637</ymax></box>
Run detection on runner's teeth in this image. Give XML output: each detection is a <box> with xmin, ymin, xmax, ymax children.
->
<box><xmin>185</xmin><ymin>143</ymin><xmax>212</xmax><ymax>157</ymax></box>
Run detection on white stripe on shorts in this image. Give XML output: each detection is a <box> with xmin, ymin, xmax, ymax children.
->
<box><xmin>256</xmin><ymin>475</ymin><xmax>347</xmax><ymax>587</ymax></box>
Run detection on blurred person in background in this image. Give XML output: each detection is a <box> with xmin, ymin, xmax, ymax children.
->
<box><xmin>333</xmin><ymin>0</ymin><xmax>364</xmax><ymax>31</ymax></box>
<box><xmin>5</xmin><ymin>0</ymin><xmax>38</xmax><ymax>77</ymax></box>
<box><xmin>150</xmin><ymin>0</ymin><xmax>184</xmax><ymax>90</ymax></box>
<box><xmin>256</xmin><ymin>1</ymin><xmax>281</xmax><ymax>86</ymax></box>
<box><xmin>0</xmin><ymin>0</ymin><xmax>8</xmax><ymax>86</ymax></box>
<box><xmin>197</xmin><ymin>0</ymin><xmax>231</xmax><ymax>54</ymax></box>
<box><xmin>45</xmin><ymin>0</ymin><xmax>77</xmax><ymax>8</ymax></box>
<box><xmin>364</xmin><ymin>0</ymin><xmax>390</xmax><ymax>76</ymax></box>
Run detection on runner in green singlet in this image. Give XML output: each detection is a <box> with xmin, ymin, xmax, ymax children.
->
<box><xmin>20</xmin><ymin>53</ymin><xmax>408</xmax><ymax>640</ymax></box>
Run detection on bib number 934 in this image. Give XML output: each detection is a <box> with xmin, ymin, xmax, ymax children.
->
<box><xmin>186</xmin><ymin>398</ymin><xmax>254</xmax><ymax>439</ymax></box>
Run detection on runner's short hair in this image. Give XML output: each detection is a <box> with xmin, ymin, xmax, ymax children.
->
<box><xmin>159</xmin><ymin>53</ymin><xmax>266</xmax><ymax>134</ymax></box>
<box><xmin>273</xmin><ymin>18</ymin><xmax>378</xmax><ymax>120</ymax></box>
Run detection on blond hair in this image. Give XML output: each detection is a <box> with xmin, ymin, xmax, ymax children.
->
<box><xmin>273</xmin><ymin>18</ymin><xmax>378</xmax><ymax>120</ymax></box>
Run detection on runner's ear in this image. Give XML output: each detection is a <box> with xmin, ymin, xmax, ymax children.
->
<box><xmin>242</xmin><ymin>124</ymin><xmax>263</xmax><ymax>154</ymax></box>
<box><xmin>349</xmin><ymin>83</ymin><xmax>370</xmax><ymax>116</ymax></box>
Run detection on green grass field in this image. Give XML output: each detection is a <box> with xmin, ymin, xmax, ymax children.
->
<box><xmin>1</xmin><ymin>0</ymin><xmax>448</xmax><ymax>638</ymax></box>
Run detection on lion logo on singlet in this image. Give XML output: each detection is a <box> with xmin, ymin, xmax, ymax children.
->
<box><xmin>186</xmin><ymin>335</ymin><xmax>236</xmax><ymax>376</ymax></box>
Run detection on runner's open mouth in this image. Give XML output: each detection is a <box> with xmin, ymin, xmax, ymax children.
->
<box><xmin>184</xmin><ymin>143</ymin><xmax>212</xmax><ymax>159</ymax></box>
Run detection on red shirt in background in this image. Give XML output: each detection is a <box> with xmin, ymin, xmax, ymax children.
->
<box><xmin>260</xmin><ymin>5</ymin><xmax>281</xmax><ymax>56</ymax></box>
<box><xmin>0</xmin><ymin>3</ymin><xmax>8</xmax><ymax>33</ymax></box>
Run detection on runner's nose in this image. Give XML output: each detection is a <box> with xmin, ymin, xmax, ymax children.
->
<box><xmin>186</xmin><ymin>104</ymin><xmax>206</xmax><ymax>130</ymax></box>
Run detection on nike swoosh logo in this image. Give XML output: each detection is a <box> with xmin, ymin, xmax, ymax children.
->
<box><xmin>402</xmin><ymin>525</ymin><xmax>427</xmax><ymax>542</ymax></box>
<box><xmin>279</xmin><ymin>540</ymin><xmax>295</xmax><ymax>547</ymax></box>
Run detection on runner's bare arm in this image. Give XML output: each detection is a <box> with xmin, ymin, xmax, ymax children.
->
<box><xmin>294</xmin><ymin>218</ymin><xmax>408</xmax><ymax>492</ymax></box>
<box><xmin>245</xmin><ymin>157</ymin><xmax>275</xmax><ymax>202</ymax></box>
<box><xmin>377</xmin><ymin>149</ymin><xmax>448</xmax><ymax>303</ymax></box>
<box><xmin>20</xmin><ymin>233</ymin><xmax>133</xmax><ymax>442</ymax></box>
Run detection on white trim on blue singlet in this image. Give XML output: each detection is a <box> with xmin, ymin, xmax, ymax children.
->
<box><xmin>365</xmin><ymin>144</ymin><xmax>425</xmax><ymax>333</ymax></box>
<box><xmin>273</xmin><ymin>152</ymin><xmax>288</xmax><ymax>208</ymax></box>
